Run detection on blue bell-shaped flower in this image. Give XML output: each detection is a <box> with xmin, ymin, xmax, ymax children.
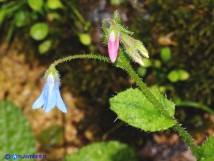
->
<box><xmin>32</xmin><ymin>68</ymin><xmax>67</xmax><ymax>113</ymax></box>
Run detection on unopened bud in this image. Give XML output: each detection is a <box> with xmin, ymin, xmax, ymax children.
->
<box><xmin>135</xmin><ymin>41</ymin><xmax>149</xmax><ymax>58</ymax></box>
<box><xmin>108</xmin><ymin>30</ymin><xmax>120</xmax><ymax>63</ymax></box>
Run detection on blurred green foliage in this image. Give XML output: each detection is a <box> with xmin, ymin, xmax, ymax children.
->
<box><xmin>0</xmin><ymin>0</ymin><xmax>91</xmax><ymax>54</ymax></box>
<box><xmin>0</xmin><ymin>101</ymin><xmax>35</xmax><ymax>158</ymax></box>
<box><xmin>30</xmin><ymin>23</ymin><xmax>49</xmax><ymax>41</ymax></box>
<box><xmin>64</xmin><ymin>141</ymin><xmax>138</xmax><ymax>161</ymax></box>
<box><xmin>37</xmin><ymin>125</ymin><xmax>64</xmax><ymax>150</ymax></box>
<box><xmin>160</xmin><ymin>47</ymin><xmax>171</xmax><ymax>62</ymax></box>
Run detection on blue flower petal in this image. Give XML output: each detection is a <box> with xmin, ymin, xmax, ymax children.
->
<box><xmin>56</xmin><ymin>90</ymin><xmax>67</xmax><ymax>113</ymax></box>
<box><xmin>43</xmin><ymin>82</ymin><xmax>57</xmax><ymax>112</ymax></box>
<box><xmin>32</xmin><ymin>87</ymin><xmax>45</xmax><ymax>109</ymax></box>
<box><xmin>43</xmin><ymin>93</ymin><xmax>57</xmax><ymax>112</ymax></box>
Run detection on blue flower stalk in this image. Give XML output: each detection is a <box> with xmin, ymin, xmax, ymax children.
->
<box><xmin>32</xmin><ymin>66</ymin><xmax>67</xmax><ymax>113</ymax></box>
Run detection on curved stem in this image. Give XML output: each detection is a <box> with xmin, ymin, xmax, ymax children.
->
<box><xmin>51</xmin><ymin>54</ymin><xmax>109</xmax><ymax>68</ymax></box>
<box><xmin>49</xmin><ymin>52</ymin><xmax>202</xmax><ymax>159</ymax></box>
<box><xmin>176</xmin><ymin>101</ymin><xmax>214</xmax><ymax>114</ymax></box>
<box><xmin>119</xmin><ymin>52</ymin><xmax>201</xmax><ymax>159</ymax></box>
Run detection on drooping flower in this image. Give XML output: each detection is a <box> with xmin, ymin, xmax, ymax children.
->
<box><xmin>108</xmin><ymin>30</ymin><xmax>120</xmax><ymax>63</ymax></box>
<box><xmin>32</xmin><ymin>68</ymin><xmax>67</xmax><ymax>113</ymax></box>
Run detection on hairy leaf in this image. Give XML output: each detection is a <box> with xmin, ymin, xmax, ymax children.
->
<box><xmin>110</xmin><ymin>88</ymin><xmax>176</xmax><ymax>132</ymax></box>
<box><xmin>200</xmin><ymin>137</ymin><xmax>214</xmax><ymax>161</ymax></box>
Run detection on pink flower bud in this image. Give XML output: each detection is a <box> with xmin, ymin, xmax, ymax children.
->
<box><xmin>108</xmin><ymin>31</ymin><xmax>120</xmax><ymax>63</ymax></box>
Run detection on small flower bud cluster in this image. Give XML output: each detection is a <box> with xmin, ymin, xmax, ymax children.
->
<box><xmin>104</xmin><ymin>11</ymin><xmax>149</xmax><ymax>66</ymax></box>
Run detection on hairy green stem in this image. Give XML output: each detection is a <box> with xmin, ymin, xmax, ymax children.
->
<box><xmin>173</xmin><ymin>123</ymin><xmax>202</xmax><ymax>159</ymax></box>
<box><xmin>51</xmin><ymin>54</ymin><xmax>109</xmax><ymax>67</ymax></box>
<box><xmin>123</xmin><ymin>62</ymin><xmax>172</xmax><ymax>119</ymax></box>
<box><xmin>49</xmin><ymin>53</ymin><xmax>201</xmax><ymax>159</ymax></box>
<box><xmin>120</xmin><ymin>53</ymin><xmax>201</xmax><ymax>159</ymax></box>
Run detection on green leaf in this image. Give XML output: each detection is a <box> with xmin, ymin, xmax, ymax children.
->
<box><xmin>47</xmin><ymin>0</ymin><xmax>63</xmax><ymax>9</ymax></box>
<box><xmin>0</xmin><ymin>8</ymin><xmax>6</xmax><ymax>26</ymax></box>
<box><xmin>0</xmin><ymin>101</ymin><xmax>35</xmax><ymax>156</ymax></box>
<box><xmin>158</xmin><ymin>86</ymin><xmax>167</xmax><ymax>93</ymax></box>
<box><xmin>143</xmin><ymin>58</ymin><xmax>152</xmax><ymax>68</ymax></box>
<box><xmin>137</xmin><ymin>67</ymin><xmax>147</xmax><ymax>77</ymax></box>
<box><xmin>168</xmin><ymin>69</ymin><xmax>189</xmax><ymax>82</ymax></box>
<box><xmin>30</xmin><ymin>23</ymin><xmax>49</xmax><ymax>41</ymax></box>
<box><xmin>27</xmin><ymin>0</ymin><xmax>43</xmax><ymax>11</ymax></box>
<box><xmin>110</xmin><ymin>88</ymin><xmax>176</xmax><ymax>132</ymax></box>
<box><xmin>168</xmin><ymin>70</ymin><xmax>179</xmax><ymax>82</ymax></box>
<box><xmin>200</xmin><ymin>137</ymin><xmax>214</xmax><ymax>161</ymax></box>
<box><xmin>154</xmin><ymin>60</ymin><xmax>162</xmax><ymax>68</ymax></box>
<box><xmin>63</xmin><ymin>141</ymin><xmax>138</xmax><ymax>161</ymax></box>
<box><xmin>110</xmin><ymin>0</ymin><xmax>125</xmax><ymax>6</ymax></box>
<box><xmin>178</xmin><ymin>69</ymin><xmax>189</xmax><ymax>81</ymax></box>
<box><xmin>160</xmin><ymin>47</ymin><xmax>172</xmax><ymax>62</ymax></box>
<box><xmin>15</xmin><ymin>11</ymin><xmax>28</xmax><ymax>27</ymax></box>
<box><xmin>79</xmin><ymin>33</ymin><xmax>91</xmax><ymax>46</ymax></box>
<box><xmin>38</xmin><ymin>40</ymin><xmax>52</xmax><ymax>54</ymax></box>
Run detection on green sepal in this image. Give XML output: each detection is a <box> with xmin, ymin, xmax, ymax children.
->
<box><xmin>135</xmin><ymin>40</ymin><xmax>149</xmax><ymax>58</ymax></box>
<box><xmin>102</xmin><ymin>19</ymin><xmax>109</xmax><ymax>44</ymax></box>
<box><xmin>45</xmin><ymin>66</ymin><xmax>60</xmax><ymax>81</ymax></box>
<box><xmin>121</xmin><ymin>34</ymin><xmax>149</xmax><ymax>59</ymax></box>
<box><xmin>113</xmin><ymin>10</ymin><xmax>121</xmax><ymax>24</ymax></box>
<box><xmin>120</xmin><ymin>33</ymin><xmax>134</xmax><ymax>47</ymax></box>
<box><xmin>114</xmin><ymin>48</ymin><xmax>131</xmax><ymax>69</ymax></box>
<box><xmin>112</xmin><ymin>11</ymin><xmax>133</xmax><ymax>35</ymax></box>
<box><xmin>116</xmin><ymin>23</ymin><xmax>134</xmax><ymax>35</ymax></box>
